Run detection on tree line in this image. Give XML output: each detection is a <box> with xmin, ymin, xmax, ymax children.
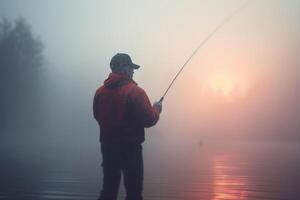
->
<box><xmin>0</xmin><ymin>17</ymin><xmax>44</xmax><ymax>135</ymax></box>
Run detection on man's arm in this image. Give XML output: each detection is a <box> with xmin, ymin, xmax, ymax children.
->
<box><xmin>131</xmin><ymin>87</ymin><xmax>161</xmax><ymax>128</ymax></box>
<box><xmin>93</xmin><ymin>89</ymin><xmax>101</xmax><ymax>121</ymax></box>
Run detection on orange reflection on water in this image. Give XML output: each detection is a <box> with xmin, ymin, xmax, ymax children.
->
<box><xmin>213</xmin><ymin>155</ymin><xmax>248</xmax><ymax>200</ymax></box>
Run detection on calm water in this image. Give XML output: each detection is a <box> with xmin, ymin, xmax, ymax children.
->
<box><xmin>0</xmin><ymin>140</ymin><xmax>299</xmax><ymax>200</ymax></box>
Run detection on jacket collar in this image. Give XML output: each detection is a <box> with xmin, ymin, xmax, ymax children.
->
<box><xmin>104</xmin><ymin>72</ymin><xmax>137</xmax><ymax>89</ymax></box>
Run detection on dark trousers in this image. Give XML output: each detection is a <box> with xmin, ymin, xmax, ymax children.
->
<box><xmin>98</xmin><ymin>143</ymin><xmax>143</xmax><ymax>200</ymax></box>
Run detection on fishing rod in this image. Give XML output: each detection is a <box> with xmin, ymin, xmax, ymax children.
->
<box><xmin>159</xmin><ymin>0</ymin><xmax>250</xmax><ymax>103</ymax></box>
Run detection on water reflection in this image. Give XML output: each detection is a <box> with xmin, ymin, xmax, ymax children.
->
<box><xmin>213</xmin><ymin>154</ymin><xmax>249</xmax><ymax>200</ymax></box>
<box><xmin>0</xmin><ymin>142</ymin><xmax>299</xmax><ymax>199</ymax></box>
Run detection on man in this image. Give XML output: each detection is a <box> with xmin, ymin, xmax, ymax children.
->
<box><xmin>93</xmin><ymin>53</ymin><xmax>162</xmax><ymax>200</ymax></box>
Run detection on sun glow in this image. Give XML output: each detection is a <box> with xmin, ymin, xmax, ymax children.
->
<box><xmin>211</xmin><ymin>74</ymin><xmax>237</xmax><ymax>96</ymax></box>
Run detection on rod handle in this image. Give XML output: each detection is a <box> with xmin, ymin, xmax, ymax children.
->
<box><xmin>159</xmin><ymin>97</ymin><xmax>164</xmax><ymax>103</ymax></box>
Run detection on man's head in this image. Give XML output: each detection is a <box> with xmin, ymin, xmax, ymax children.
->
<box><xmin>110</xmin><ymin>53</ymin><xmax>140</xmax><ymax>79</ymax></box>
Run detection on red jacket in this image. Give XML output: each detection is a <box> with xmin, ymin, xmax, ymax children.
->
<box><xmin>93</xmin><ymin>72</ymin><xmax>160</xmax><ymax>144</ymax></box>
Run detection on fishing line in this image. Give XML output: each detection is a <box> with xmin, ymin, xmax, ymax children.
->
<box><xmin>160</xmin><ymin>0</ymin><xmax>250</xmax><ymax>102</ymax></box>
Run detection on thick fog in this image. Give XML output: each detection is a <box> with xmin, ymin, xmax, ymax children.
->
<box><xmin>1</xmin><ymin>1</ymin><xmax>300</xmax><ymax>199</ymax></box>
<box><xmin>1</xmin><ymin>0</ymin><xmax>300</xmax><ymax>147</ymax></box>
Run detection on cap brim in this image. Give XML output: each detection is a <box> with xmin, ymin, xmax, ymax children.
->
<box><xmin>131</xmin><ymin>63</ymin><xmax>140</xmax><ymax>69</ymax></box>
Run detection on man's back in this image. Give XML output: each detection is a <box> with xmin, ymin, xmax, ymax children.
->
<box><xmin>93</xmin><ymin>72</ymin><xmax>160</xmax><ymax>144</ymax></box>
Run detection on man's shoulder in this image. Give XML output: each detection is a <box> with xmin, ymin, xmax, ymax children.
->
<box><xmin>127</xmin><ymin>83</ymin><xmax>146</xmax><ymax>96</ymax></box>
<box><xmin>94</xmin><ymin>85</ymin><xmax>105</xmax><ymax>96</ymax></box>
<box><xmin>126</xmin><ymin>84</ymin><xmax>150</xmax><ymax>104</ymax></box>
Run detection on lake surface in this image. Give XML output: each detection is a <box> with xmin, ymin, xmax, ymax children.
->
<box><xmin>0</xmin><ymin>140</ymin><xmax>299</xmax><ymax>200</ymax></box>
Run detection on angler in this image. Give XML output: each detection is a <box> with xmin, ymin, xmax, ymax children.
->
<box><xmin>93</xmin><ymin>53</ymin><xmax>162</xmax><ymax>200</ymax></box>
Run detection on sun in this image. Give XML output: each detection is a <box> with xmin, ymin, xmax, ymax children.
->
<box><xmin>211</xmin><ymin>74</ymin><xmax>236</xmax><ymax>97</ymax></box>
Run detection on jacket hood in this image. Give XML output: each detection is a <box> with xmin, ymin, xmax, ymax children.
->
<box><xmin>104</xmin><ymin>72</ymin><xmax>136</xmax><ymax>89</ymax></box>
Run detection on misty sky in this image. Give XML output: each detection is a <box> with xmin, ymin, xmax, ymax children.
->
<box><xmin>1</xmin><ymin>0</ymin><xmax>299</xmax><ymax>141</ymax></box>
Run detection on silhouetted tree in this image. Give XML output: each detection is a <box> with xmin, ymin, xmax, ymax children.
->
<box><xmin>0</xmin><ymin>17</ymin><xmax>44</xmax><ymax>135</ymax></box>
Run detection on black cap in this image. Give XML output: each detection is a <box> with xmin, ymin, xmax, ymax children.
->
<box><xmin>110</xmin><ymin>53</ymin><xmax>140</xmax><ymax>70</ymax></box>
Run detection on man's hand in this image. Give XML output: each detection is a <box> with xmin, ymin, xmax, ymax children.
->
<box><xmin>153</xmin><ymin>101</ymin><xmax>162</xmax><ymax>113</ymax></box>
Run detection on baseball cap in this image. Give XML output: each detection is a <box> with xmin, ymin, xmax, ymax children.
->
<box><xmin>110</xmin><ymin>53</ymin><xmax>140</xmax><ymax>70</ymax></box>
